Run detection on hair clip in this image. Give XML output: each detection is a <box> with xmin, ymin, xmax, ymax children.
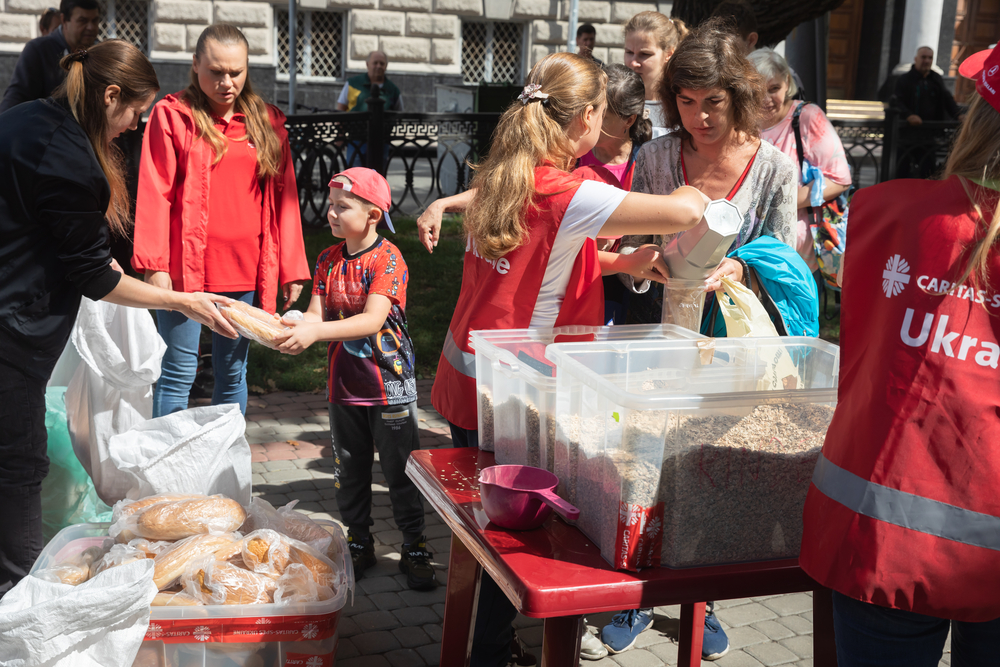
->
<box><xmin>643</xmin><ymin>108</ymin><xmax>650</xmax><ymax>120</ymax></box>
<box><xmin>518</xmin><ymin>83</ymin><xmax>550</xmax><ymax>105</ymax></box>
<box><xmin>69</xmin><ymin>49</ymin><xmax>88</xmax><ymax>62</ymax></box>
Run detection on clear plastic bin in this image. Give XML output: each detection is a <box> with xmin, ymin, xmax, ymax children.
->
<box><xmin>32</xmin><ymin>521</ymin><xmax>354</xmax><ymax>667</ymax></box>
<box><xmin>544</xmin><ymin>337</ymin><xmax>839</xmax><ymax>571</ymax></box>
<box><xmin>469</xmin><ymin>324</ymin><xmax>705</xmax><ymax>473</ymax></box>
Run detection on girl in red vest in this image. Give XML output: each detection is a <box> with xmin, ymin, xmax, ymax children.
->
<box><xmin>799</xmin><ymin>47</ymin><xmax>1000</xmax><ymax>665</ymax></box>
<box><xmin>133</xmin><ymin>24</ymin><xmax>310</xmax><ymax>417</ymax></box>
<box><xmin>429</xmin><ymin>52</ymin><xmax>709</xmax><ymax>666</ymax></box>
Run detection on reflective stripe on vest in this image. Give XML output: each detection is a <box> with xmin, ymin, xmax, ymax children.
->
<box><xmin>442</xmin><ymin>330</ymin><xmax>476</xmax><ymax>378</ymax></box>
<box><xmin>812</xmin><ymin>453</ymin><xmax>1000</xmax><ymax>552</ymax></box>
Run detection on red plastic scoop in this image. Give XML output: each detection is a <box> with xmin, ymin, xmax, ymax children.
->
<box><xmin>479</xmin><ymin>465</ymin><xmax>580</xmax><ymax>530</ymax></box>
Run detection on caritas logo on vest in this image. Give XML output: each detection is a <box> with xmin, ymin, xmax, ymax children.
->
<box><xmin>883</xmin><ymin>254</ymin><xmax>1000</xmax><ymax>368</ymax></box>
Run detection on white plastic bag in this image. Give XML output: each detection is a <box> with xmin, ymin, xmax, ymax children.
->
<box><xmin>107</xmin><ymin>404</ymin><xmax>253</xmax><ymax>506</ymax></box>
<box><xmin>0</xmin><ymin>559</ymin><xmax>157</xmax><ymax>667</ymax></box>
<box><xmin>65</xmin><ymin>298</ymin><xmax>166</xmax><ymax>505</ymax></box>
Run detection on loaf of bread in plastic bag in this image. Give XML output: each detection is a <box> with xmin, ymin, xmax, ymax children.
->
<box><xmin>241</xmin><ymin>529</ymin><xmax>292</xmax><ymax>577</ymax></box>
<box><xmin>34</xmin><ymin>545</ymin><xmax>107</xmax><ymax>585</ymax></box>
<box><xmin>153</xmin><ymin>532</ymin><xmax>242</xmax><ymax>589</ymax></box>
<box><xmin>273</xmin><ymin>562</ymin><xmax>335</xmax><ymax>604</ymax></box>
<box><xmin>113</xmin><ymin>495</ymin><xmax>246</xmax><ymax>541</ymax></box>
<box><xmin>243</xmin><ymin>497</ymin><xmax>334</xmax><ymax>554</ymax></box>
<box><xmin>218</xmin><ymin>301</ymin><xmax>288</xmax><ymax>349</ymax></box>
<box><xmin>111</xmin><ymin>493</ymin><xmax>205</xmax><ymax>542</ymax></box>
<box><xmin>186</xmin><ymin>560</ymin><xmax>278</xmax><ymax>605</ymax></box>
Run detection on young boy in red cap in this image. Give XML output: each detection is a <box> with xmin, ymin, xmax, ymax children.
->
<box><xmin>275</xmin><ymin>168</ymin><xmax>436</xmax><ymax>590</ymax></box>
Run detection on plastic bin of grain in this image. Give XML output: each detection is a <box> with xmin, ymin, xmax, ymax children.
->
<box><xmin>544</xmin><ymin>337</ymin><xmax>839</xmax><ymax>571</ymax></box>
<box><xmin>469</xmin><ymin>324</ymin><xmax>705</xmax><ymax>472</ymax></box>
<box><xmin>31</xmin><ymin>520</ymin><xmax>354</xmax><ymax>667</ymax></box>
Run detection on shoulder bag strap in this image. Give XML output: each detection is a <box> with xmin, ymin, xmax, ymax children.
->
<box><xmin>791</xmin><ymin>102</ymin><xmax>818</xmax><ymax>227</ymax></box>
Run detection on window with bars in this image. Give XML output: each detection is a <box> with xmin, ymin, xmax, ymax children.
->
<box><xmin>461</xmin><ymin>21</ymin><xmax>523</xmax><ymax>85</ymax></box>
<box><xmin>276</xmin><ymin>10</ymin><xmax>344</xmax><ymax>79</ymax></box>
<box><xmin>97</xmin><ymin>0</ymin><xmax>149</xmax><ymax>53</ymax></box>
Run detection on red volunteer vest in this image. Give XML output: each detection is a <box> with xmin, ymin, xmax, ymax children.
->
<box><xmin>800</xmin><ymin>176</ymin><xmax>1000</xmax><ymax>622</ymax></box>
<box><xmin>432</xmin><ymin>167</ymin><xmax>605</xmax><ymax>429</ymax></box>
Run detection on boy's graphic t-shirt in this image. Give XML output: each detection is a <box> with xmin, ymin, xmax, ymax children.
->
<box><xmin>313</xmin><ymin>237</ymin><xmax>417</xmax><ymax>406</ymax></box>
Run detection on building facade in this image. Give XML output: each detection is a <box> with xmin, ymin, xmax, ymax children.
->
<box><xmin>0</xmin><ymin>0</ymin><xmax>671</xmax><ymax>111</ymax></box>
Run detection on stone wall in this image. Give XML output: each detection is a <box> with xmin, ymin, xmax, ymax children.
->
<box><xmin>0</xmin><ymin>0</ymin><xmax>674</xmax><ymax>112</ymax></box>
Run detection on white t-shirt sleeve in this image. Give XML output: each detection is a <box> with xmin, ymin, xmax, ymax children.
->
<box><xmin>527</xmin><ymin>181</ymin><xmax>629</xmax><ymax>329</ymax></box>
<box><xmin>562</xmin><ymin>180</ymin><xmax>630</xmax><ymax>240</ymax></box>
<box><xmin>337</xmin><ymin>83</ymin><xmax>349</xmax><ymax>107</ymax></box>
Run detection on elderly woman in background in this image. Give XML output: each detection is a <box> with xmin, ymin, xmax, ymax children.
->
<box><xmin>749</xmin><ymin>48</ymin><xmax>852</xmax><ymax>271</ymax></box>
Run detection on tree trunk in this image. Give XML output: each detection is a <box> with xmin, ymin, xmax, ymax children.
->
<box><xmin>672</xmin><ymin>0</ymin><xmax>847</xmax><ymax>46</ymax></box>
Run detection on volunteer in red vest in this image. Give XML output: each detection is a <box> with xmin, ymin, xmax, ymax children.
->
<box><xmin>133</xmin><ymin>24</ymin><xmax>309</xmax><ymax>417</ymax></box>
<box><xmin>800</xmin><ymin>47</ymin><xmax>1000</xmax><ymax>665</ymax></box>
<box><xmin>426</xmin><ymin>52</ymin><xmax>709</xmax><ymax>667</ymax></box>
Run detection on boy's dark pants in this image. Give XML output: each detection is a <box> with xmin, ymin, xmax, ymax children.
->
<box><xmin>328</xmin><ymin>402</ymin><xmax>425</xmax><ymax>543</ymax></box>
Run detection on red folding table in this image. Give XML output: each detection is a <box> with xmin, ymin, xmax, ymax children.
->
<box><xmin>406</xmin><ymin>447</ymin><xmax>836</xmax><ymax>667</ymax></box>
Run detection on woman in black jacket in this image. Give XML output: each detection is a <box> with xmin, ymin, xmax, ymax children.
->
<box><xmin>0</xmin><ymin>40</ymin><xmax>237</xmax><ymax>596</ymax></box>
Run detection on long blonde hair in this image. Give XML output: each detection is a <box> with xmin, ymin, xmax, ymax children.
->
<box><xmin>465</xmin><ymin>53</ymin><xmax>606</xmax><ymax>260</ymax></box>
<box><xmin>55</xmin><ymin>41</ymin><xmax>159</xmax><ymax>235</ymax></box>
<box><xmin>185</xmin><ymin>24</ymin><xmax>282</xmax><ymax>179</ymax></box>
<box><xmin>942</xmin><ymin>92</ymin><xmax>1000</xmax><ymax>292</ymax></box>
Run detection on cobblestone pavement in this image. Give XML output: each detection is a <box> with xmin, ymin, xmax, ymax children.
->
<box><xmin>245</xmin><ymin>382</ymin><xmax>951</xmax><ymax>667</ymax></box>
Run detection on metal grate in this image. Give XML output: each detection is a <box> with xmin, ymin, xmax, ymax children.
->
<box><xmin>462</xmin><ymin>21</ymin><xmax>522</xmax><ymax>84</ymax></box>
<box><xmin>276</xmin><ymin>9</ymin><xmax>343</xmax><ymax>78</ymax></box>
<box><xmin>97</xmin><ymin>0</ymin><xmax>149</xmax><ymax>53</ymax></box>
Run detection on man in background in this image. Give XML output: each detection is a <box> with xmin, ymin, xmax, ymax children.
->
<box><xmin>576</xmin><ymin>24</ymin><xmax>601</xmax><ymax>64</ymax></box>
<box><xmin>0</xmin><ymin>0</ymin><xmax>100</xmax><ymax>114</ymax></box>
<box><xmin>337</xmin><ymin>50</ymin><xmax>402</xmax><ymax>113</ymax></box>
<box><xmin>894</xmin><ymin>46</ymin><xmax>962</xmax><ymax>126</ymax></box>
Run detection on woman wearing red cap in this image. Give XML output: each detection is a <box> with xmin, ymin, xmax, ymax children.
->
<box><xmin>799</xmin><ymin>47</ymin><xmax>1000</xmax><ymax>664</ymax></box>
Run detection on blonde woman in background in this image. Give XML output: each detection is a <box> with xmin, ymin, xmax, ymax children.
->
<box><xmin>133</xmin><ymin>24</ymin><xmax>310</xmax><ymax>417</ymax></box>
<box><xmin>622</xmin><ymin>11</ymin><xmax>688</xmax><ymax>137</ymax></box>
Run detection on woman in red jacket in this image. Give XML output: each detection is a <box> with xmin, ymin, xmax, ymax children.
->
<box><xmin>799</xmin><ymin>47</ymin><xmax>1000</xmax><ymax>665</ymax></box>
<box><xmin>133</xmin><ymin>24</ymin><xmax>309</xmax><ymax>416</ymax></box>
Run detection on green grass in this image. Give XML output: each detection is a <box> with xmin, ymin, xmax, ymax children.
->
<box><xmin>245</xmin><ymin>215</ymin><xmax>467</xmax><ymax>394</ymax></box>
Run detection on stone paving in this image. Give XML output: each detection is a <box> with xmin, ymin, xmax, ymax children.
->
<box><xmin>243</xmin><ymin>382</ymin><xmax>951</xmax><ymax>667</ymax></box>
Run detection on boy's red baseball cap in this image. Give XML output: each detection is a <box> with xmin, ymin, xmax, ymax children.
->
<box><xmin>958</xmin><ymin>44</ymin><xmax>1000</xmax><ymax>112</ymax></box>
<box><xmin>328</xmin><ymin>168</ymin><xmax>395</xmax><ymax>233</ymax></box>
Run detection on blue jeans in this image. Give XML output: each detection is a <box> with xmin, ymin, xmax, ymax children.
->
<box><xmin>832</xmin><ymin>591</ymin><xmax>1000</xmax><ymax>666</ymax></box>
<box><xmin>153</xmin><ymin>291</ymin><xmax>254</xmax><ymax>417</ymax></box>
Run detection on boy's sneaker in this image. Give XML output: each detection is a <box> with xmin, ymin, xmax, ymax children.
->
<box><xmin>601</xmin><ymin>608</ymin><xmax>655</xmax><ymax>654</ymax></box>
<box><xmin>703</xmin><ymin>606</ymin><xmax>730</xmax><ymax>660</ymax></box>
<box><xmin>347</xmin><ymin>532</ymin><xmax>376</xmax><ymax>581</ymax></box>
<box><xmin>399</xmin><ymin>536</ymin><xmax>438</xmax><ymax>590</ymax></box>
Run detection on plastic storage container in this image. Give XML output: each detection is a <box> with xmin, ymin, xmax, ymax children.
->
<box><xmin>544</xmin><ymin>337</ymin><xmax>839</xmax><ymax>571</ymax></box>
<box><xmin>469</xmin><ymin>324</ymin><xmax>705</xmax><ymax>470</ymax></box>
<box><xmin>32</xmin><ymin>521</ymin><xmax>354</xmax><ymax>667</ymax></box>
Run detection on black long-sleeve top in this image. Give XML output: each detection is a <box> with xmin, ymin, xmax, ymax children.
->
<box><xmin>0</xmin><ymin>26</ymin><xmax>70</xmax><ymax>115</ymax></box>
<box><xmin>892</xmin><ymin>65</ymin><xmax>961</xmax><ymax>122</ymax></box>
<box><xmin>0</xmin><ymin>97</ymin><xmax>121</xmax><ymax>378</ymax></box>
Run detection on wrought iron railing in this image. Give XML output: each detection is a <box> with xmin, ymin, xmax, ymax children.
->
<box><xmin>285</xmin><ymin>98</ymin><xmax>500</xmax><ymax>226</ymax></box>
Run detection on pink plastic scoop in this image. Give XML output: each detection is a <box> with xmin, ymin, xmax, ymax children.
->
<box><xmin>478</xmin><ymin>465</ymin><xmax>580</xmax><ymax>530</ymax></box>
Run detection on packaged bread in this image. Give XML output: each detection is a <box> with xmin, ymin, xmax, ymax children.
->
<box><xmin>288</xmin><ymin>539</ymin><xmax>338</xmax><ymax>590</ymax></box>
<box><xmin>111</xmin><ymin>494</ymin><xmax>204</xmax><ymax>542</ymax></box>
<box><xmin>273</xmin><ymin>563</ymin><xmax>335</xmax><ymax>604</ymax></box>
<box><xmin>113</xmin><ymin>495</ymin><xmax>246</xmax><ymax>541</ymax></box>
<box><xmin>218</xmin><ymin>301</ymin><xmax>288</xmax><ymax>349</ymax></box>
<box><xmin>35</xmin><ymin>546</ymin><xmax>107</xmax><ymax>586</ymax></box>
<box><xmin>153</xmin><ymin>532</ymin><xmax>241</xmax><ymax>589</ymax></box>
<box><xmin>244</xmin><ymin>497</ymin><xmax>334</xmax><ymax>554</ymax></box>
<box><xmin>213</xmin><ymin>536</ymin><xmax>246</xmax><ymax>565</ymax></box>
<box><xmin>151</xmin><ymin>590</ymin><xmax>204</xmax><ymax>606</ymax></box>
<box><xmin>241</xmin><ymin>529</ymin><xmax>291</xmax><ymax>577</ymax></box>
<box><xmin>93</xmin><ymin>543</ymin><xmax>148</xmax><ymax>576</ymax></box>
<box><xmin>185</xmin><ymin>560</ymin><xmax>277</xmax><ymax>605</ymax></box>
